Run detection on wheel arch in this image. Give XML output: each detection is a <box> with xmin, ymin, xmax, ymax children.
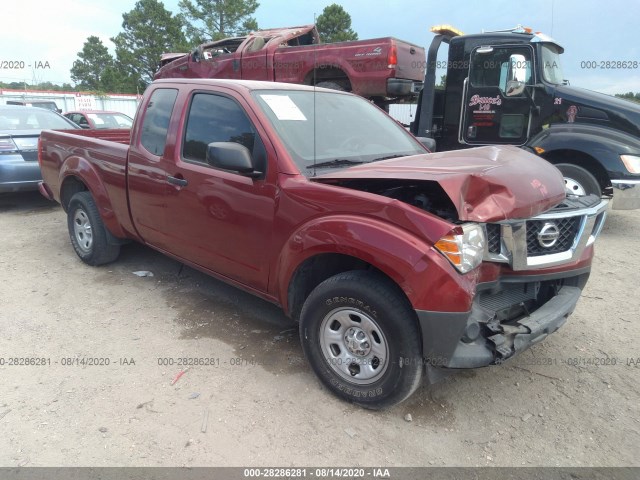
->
<box><xmin>541</xmin><ymin>149</ymin><xmax>611</xmax><ymax>192</ymax></box>
<box><xmin>60</xmin><ymin>175</ymin><xmax>88</xmax><ymax>211</ymax></box>
<box><xmin>286</xmin><ymin>252</ymin><xmax>413</xmax><ymax>323</ymax></box>
<box><xmin>528</xmin><ymin>123</ymin><xmax>640</xmax><ymax>191</ymax></box>
<box><xmin>275</xmin><ymin>215</ymin><xmax>476</xmax><ymax>321</ymax></box>
<box><xmin>303</xmin><ymin>65</ymin><xmax>352</xmax><ymax>91</ymax></box>
<box><xmin>59</xmin><ymin>157</ymin><xmax>127</xmax><ymax>238</ymax></box>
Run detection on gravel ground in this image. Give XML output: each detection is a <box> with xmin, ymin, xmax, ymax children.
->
<box><xmin>0</xmin><ymin>191</ymin><xmax>638</xmax><ymax>467</ymax></box>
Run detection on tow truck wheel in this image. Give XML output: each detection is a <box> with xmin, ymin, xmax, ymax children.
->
<box><xmin>299</xmin><ymin>270</ymin><xmax>423</xmax><ymax>409</ymax></box>
<box><xmin>556</xmin><ymin>163</ymin><xmax>601</xmax><ymax>197</ymax></box>
<box><xmin>67</xmin><ymin>191</ymin><xmax>120</xmax><ymax>266</ymax></box>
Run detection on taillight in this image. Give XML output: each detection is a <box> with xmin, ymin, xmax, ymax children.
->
<box><xmin>0</xmin><ymin>137</ymin><xmax>19</xmax><ymax>153</ymax></box>
<box><xmin>38</xmin><ymin>137</ymin><xmax>44</xmax><ymax>166</ymax></box>
<box><xmin>387</xmin><ymin>42</ymin><xmax>397</xmax><ymax>69</ymax></box>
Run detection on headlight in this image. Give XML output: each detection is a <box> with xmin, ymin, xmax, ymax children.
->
<box><xmin>620</xmin><ymin>155</ymin><xmax>640</xmax><ymax>174</ymax></box>
<box><xmin>434</xmin><ymin>223</ymin><xmax>485</xmax><ymax>274</ymax></box>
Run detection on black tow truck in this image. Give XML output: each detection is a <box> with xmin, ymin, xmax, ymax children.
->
<box><xmin>410</xmin><ymin>25</ymin><xmax>640</xmax><ymax>209</ymax></box>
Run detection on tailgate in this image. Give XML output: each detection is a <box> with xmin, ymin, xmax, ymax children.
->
<box><xmin>394</xmin><ymin>40</ymin><xmax>425</xmax><ymax>81</ymax></box>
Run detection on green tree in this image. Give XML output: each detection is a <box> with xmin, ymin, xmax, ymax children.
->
<box><xmin>179</xmin><ymin>0</ymin><xmax>259</xmax><ymax>43</ymax></box>
<box><xmin>111</xmin><ymin>0</ymin><xmax>187</xmax><ymax>91</ymax></box>
<box><xmin>99</xmin><ymin>64</ymin><xmax>140</xmax><ymax>94</ymax></box>
<box><xmin>615</xmin><ymin>92</ymin><xmax>640</xmax><ymax>104</ymax></box>
<box><xmin>316</xmin><ymin>4</ymin><xmax>358</xmax><ymax>43</ymax></box>
<box><xmin>70</xmin><ymin>36</ymin><xmax>115</xmax><ymax>91</ymax></box>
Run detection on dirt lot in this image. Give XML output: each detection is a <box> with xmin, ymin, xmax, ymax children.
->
<box><xmin>0</xmin><ymin>191</ymin><xmax>638</xmax><ymax>468</ymax></box>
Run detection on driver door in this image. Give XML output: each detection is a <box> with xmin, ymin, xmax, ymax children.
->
<box><xmin>461</xmin><ymin>45</ymin><xmax>534</xmax><ymax>145</ymax></box>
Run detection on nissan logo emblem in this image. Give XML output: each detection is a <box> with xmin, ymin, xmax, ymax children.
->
<box><xmin>538</xmin><ymin>223</ymin><xmax>560</xmax><ymax>248</ymax></box>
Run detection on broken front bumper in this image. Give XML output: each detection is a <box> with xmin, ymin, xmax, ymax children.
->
<box><xmin>416</xmin><ymin>268</ymin><xmax>591</xmax><ymax>370</ymax></box>
<box><xmin>416</xmin><ymin>195</ymin><xmax>604</xmax><ymax>373</ymax></box>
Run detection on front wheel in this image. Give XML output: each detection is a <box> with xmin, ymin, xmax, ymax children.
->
<box><xmin>67</xmin><ymin>191</ymin><xmax>120</xmax><ymax>266</ymax></box>
<box><xmin>556</xmin><ymin>163</ymin><xmax>602</xmax><ymax>197</ymax></box>
<box><xmin>299</xmin><ymin>271</ymin><xmax>423</xmax><ymax>409</ymax></box>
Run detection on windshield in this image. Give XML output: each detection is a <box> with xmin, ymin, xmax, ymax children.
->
<box><xmin>88</xmin><ymin>112</ymin><xmax>133</xmax><ymax>129</ymax></box>
<box><xmin>252</xmin><ymin>90</ymin><xmax>425</xmax><ymax>175</ymax></box>
<box><xmin>0</xmin><ymin>108</ymin><xmax>77</xmax><ymax>131</ymax></box>
<box><xmin>541</xmin><ymin>44</ymin><xmax>565</xmax><ymax>84</ymax></box>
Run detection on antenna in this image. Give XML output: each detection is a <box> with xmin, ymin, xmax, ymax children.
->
<box><xmin>312</xmin><ymin>13</ymin><xmax>317</xmax><ymax>175</ymax></box>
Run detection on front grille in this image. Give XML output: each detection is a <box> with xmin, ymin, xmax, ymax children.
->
<box><xmin>486</xmin><ymin>224</ymin><xmax>501</xmax><ymax>254</ymax></box>
<box><xmin>526</xmin><ymin>217</ymin><xmax>581</xmax><ymax>256</ymax></box>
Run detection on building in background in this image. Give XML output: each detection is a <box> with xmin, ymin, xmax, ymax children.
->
<box><xmin>0</xmin><ymin>89</ymin><xmax>140</xmax><ymax>118</ymax></box>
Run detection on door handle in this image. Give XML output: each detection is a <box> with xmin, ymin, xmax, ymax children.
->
<box><xmin>167</xmin><ymin>175</ymin><xmax>188</xmax><ymax>187</ymax></box>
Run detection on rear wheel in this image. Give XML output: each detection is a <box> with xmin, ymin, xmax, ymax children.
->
<box><xmin>315</xmin><ymin>81</ymin><xmax>346</xmax><ymax>91</ymax></box>
<box><xmin>556</xmin><ymin>163</ymin><xmax>601</xmax><ymax>197</ymax></box>
<box><xmin>67</xmin><ymin>191</ymin><xmax>120</xmax><ymax>266</ymax></box>
<box><xmin>299</xmin><ymin>270</ymin><xmax>423</xmax><ymax>409</ymax></box>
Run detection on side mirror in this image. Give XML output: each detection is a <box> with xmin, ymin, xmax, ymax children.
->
<box><xmin>505</xmin><ymin>53</ymin><xmax>527</xmax><ymax>97</ymax></box>
<box><xmin>416</xmin><ymin>136</ymin><xmax>436</xmax><ymax>152</ymax></box>
<box><xmin>505</xmin><ymin>80</ymin><xmax>525</xmax><ymax>97</ymax></box>
<box><xmin>80</xmin><ymin>124</ymin><xmax>91</xmax><ymax>129</ymax></box>
<box><xmin>206</xmin><ymin>142</ymin><xmax>262</xmax><ymax>178</ymax></box>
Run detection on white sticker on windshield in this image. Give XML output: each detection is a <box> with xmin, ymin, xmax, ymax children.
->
<box><xmin>260</xmin><ymin>94</ymin><xmax>307</xmax><ymax>121</ymax></box>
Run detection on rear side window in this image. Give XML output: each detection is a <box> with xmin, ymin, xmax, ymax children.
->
<box><xmin>182</xmin><ymin>93</ymin><xmax>264</xmax><ymax>169</ymax></box>
<box><xmin>74</xmin><ymin>114</ymin><xmax>89</xmax><ymax>127</ymax></box>
<box><xmin>140</xmin><ymin>88</ymin><xmax>178</xmax><ymax>156</ymax></box>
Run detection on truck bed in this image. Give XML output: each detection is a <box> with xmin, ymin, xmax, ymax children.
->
<box><xmin>39</xmin><ymin>128</ymin><xmax>132</xmax><ymax>238</ymax></box>
<box><xmin>155</xmin><ymin>24</ymin><xmax>425</xmax><ymax>100</ymax></box>
<box><xmin>59</xmin><ymin>128</ymin><xmax>131</xmax><ymax>145</ymax></box>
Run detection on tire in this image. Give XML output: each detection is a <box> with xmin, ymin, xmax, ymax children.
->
<box><xmin>555</xmin><ymin>163</ymin><xmax>601</xmax><ymax>197</ymax></box>
<box><xmin>315</xmin><ymin>81</ymin><xmax>346</xmax><ymax>91</ymax></box>
<box><xmin>67</xmin><ymin>191</ymin><xmax>120</xmax><ymax>266</ymax></box>
<box><xmin>371</xmin><ymin>97</ymin><xmax>390</xmax><ymax>113</ymax></box>
<box><xmin>299</xmin><ymin>270</ymin><xmax>423</xmax><ymax>409</ymax></box>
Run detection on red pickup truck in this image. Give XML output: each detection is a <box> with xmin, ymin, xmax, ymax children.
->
<box><xmin>38</xmin><ymin>79</ymin><xmax>607</xmax><ymax>409</ymax></box>
<box><xmin>154</xmin><ymin>25</ymin><xmax>425</xmax><ymax>107</ymax></box>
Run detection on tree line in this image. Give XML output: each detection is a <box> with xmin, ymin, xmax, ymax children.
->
<box><xmin>615</xmin><ymin>92</ymin><xmax>640</xmax><ymax>104</ymax></box>
<box><xmin>70</xmin><ymin>0</ymin><xmax>358</xmax><ymax>94</ymax></box>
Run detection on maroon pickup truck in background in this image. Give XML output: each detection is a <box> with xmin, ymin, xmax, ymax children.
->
<box><xmin>155</xmin><ymin>25</ymin><xmax>425</xmax><ymax>108</ymax></box>
<box><xmin>38</xmin><ymin>79</ymin><xmax>607</xmax><ymax>408</ymax></box>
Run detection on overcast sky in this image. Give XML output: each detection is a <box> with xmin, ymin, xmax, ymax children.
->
<box><xmin>1</xmin><ymin>0</ymin><xmax>639</xmax><ymax>95</ymax></box>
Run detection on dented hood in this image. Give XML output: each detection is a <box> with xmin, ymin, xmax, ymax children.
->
<box><xmin>313</xmin><ymin>146</ymin><xmax>566</xmax><ymax>222</ymax></box>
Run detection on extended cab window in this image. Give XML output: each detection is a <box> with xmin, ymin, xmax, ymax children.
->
<box><xmin>140</xmin><ymin>88</ymin><xmax>178</xmax><ymax>156</ymax></box>
<box><xmin>182</xmin><ymin>93</ymin><xmax>264</xmax><ymax>168</ymax></box>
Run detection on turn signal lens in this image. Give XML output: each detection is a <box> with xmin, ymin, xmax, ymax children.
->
<box><xmin>434</xmin><ymin>224</ymin><xmax>485</xmax><ymax>274</ymax></box>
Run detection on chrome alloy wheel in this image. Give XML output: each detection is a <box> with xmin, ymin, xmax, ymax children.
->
<box><xmin>73</xmin><ymin>209</ymin><xmax>93</xmax><ymax>253</ymax></box>
<box><xmin>564</xmin><ymin>176</ymin><xmax>586</xmax><ymax>196</ymax></box>
<box><xmin>319</xmin><ymin>308</ymin><xmax>389</xmax><ymax>385</ymax></box>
